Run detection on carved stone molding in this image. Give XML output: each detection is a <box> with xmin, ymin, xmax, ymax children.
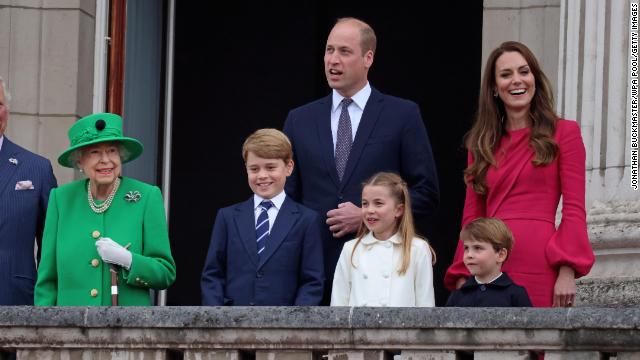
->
<box><xmin>577</xmin><ymin>276</ymin><xmax>640</xmax><ymax>307</ymax></box>
<box><xmin>588</xmin><ymin>200</ymin><xmax>640</xmax><ymax>251</ymax></box>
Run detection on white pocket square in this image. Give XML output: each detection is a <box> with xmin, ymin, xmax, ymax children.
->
<box><xmin>15</xmin><ymin>180</ymin><xmax>34</xmax><ymax>190</ymax></box>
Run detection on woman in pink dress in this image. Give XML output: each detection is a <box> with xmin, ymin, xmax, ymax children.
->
<box><xmin>444</xmin><ymin>41</ymin><xmax>595</xmax><ymax>307</ymax></box>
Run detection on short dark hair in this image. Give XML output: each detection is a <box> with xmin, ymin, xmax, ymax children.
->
<box><xmin>335</xmin><ymin>17</ymin><xmax>377</xmax><ymax>55</ymax></box>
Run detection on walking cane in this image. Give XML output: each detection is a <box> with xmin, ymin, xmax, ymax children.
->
<box><xmin>109</xmin><ymin>264</ymin><xmax>119</xmax><ymax>306</ymax></box>
<box><xmin>110</xmin><ymin>243</ymin><xmax>131</xmax><ymax>306</ymax></box>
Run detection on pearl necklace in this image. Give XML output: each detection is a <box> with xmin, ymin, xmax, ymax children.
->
<box><xmin>87</xmin><ymin>177</ymin><xmax>121</xmax><ymax>214</ymax></box>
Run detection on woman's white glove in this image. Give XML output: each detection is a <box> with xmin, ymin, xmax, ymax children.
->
<box><xmin>96</xmin><ymin>237</ymin><xmax>132</xmax><ymax>270</ymax></box>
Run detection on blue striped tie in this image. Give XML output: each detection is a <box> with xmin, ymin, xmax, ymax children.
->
<box><xmin>256</xmin><ymin>200</ymin><xmax>274</xmax><ymax>257</ymax></box>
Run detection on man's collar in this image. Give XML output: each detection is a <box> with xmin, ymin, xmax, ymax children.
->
<box><xmin>331</xmin><ymin>82</ymin><xmax>371</xmax><ymax>112</ymax></box>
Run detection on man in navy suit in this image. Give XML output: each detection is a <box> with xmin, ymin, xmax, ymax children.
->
<box><xmin>201</xmin><ymin>129</ymin><xmax>323</xmax><ymax>306</ymax></box>
<box><xmin>283</xmin><ymin>18</ymin><xmax>439</xmax><ymax>303</ymax></box>
<box><xmin>0</xmin><ymin>76</ymin><xmax>57</xmax><ymax>305</ymax></box>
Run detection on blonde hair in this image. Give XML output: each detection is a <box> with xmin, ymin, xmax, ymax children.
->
<box><xmin>460</xmin><ymin>218</ymin><xmax>514</xmax><ymax>260</ymax></box>
<box><xmin>242</xmin><ymin>128</ymin><xmax>293</xmax><ymax>162</ymax></box>
<box><xmin>350</xmin><ymin>172</ymin><xmax>436</xmax><ymax>275</ymax></box>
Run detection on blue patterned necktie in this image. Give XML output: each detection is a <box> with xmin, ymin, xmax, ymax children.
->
<box><xmin>256</xmin><ymin>200</ymin><xmax>274</xmax><ymax>257</ymax></box>
<box><xmin>335</xmin><ymin>98</ymin><xmax>353</xmax><ymax>181</ymax></box>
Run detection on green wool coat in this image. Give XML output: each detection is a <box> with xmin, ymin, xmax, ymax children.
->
<box><xmin>35</xmin><ymin>177</ymin><xmax>176</xmax><ymax>306</ymax></box>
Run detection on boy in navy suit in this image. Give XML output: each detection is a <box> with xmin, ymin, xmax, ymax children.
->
<box><xmin>201</xmin><ymin>129</ymin><xmax>324</xmax><ymax>306</ymax></box>
<box><xmin>446</xmin><ymin>218</ymin><xmax>532</xmax><ymax>307</ymax></box>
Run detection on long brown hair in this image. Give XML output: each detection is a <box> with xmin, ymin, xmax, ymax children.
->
<box><xmin>465</xmin><ymin>41</ymin><xmax>559</xmax><ymax>194</ymax></box>
<box><xmin>350</xmin><ymin>172</ymin><xmax>436</xmax><ymax>275</ymax></box>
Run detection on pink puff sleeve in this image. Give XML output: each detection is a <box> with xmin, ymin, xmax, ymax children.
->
<box><xmin>444</xmin><ymin>151</ymin><xmax>487</xmax><ymax>290</ymax></box>
<box><xmin>545</xmin><ymin>120</ymin><xmax>595</xmax><ymax>278</ymax></box>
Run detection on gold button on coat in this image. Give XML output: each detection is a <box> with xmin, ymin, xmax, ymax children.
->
<box><xmin>91</xmin><ymin>259</ymin><xmax>100</xmax><ymax>267</ymax></box>
<box><xmin>90</xmin><ymin>289</ymin><xmax>98</xmax><ymax>297</ymax></box>
<box><xmin>92</xmin><ymin>230</ymin><xmax>101</xmax><ymax>239</ymax></box>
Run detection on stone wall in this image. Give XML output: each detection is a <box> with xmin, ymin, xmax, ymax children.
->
<box><xmin>482</xmin><ymin>0</ymin><xmax>561</xmax><ymax>92</ymax></box>
<box><xmin>0</xmin><ymin>0</ymin><xmax>95</xmax><ymax>184</ymax></box>
<box><xmin>0</xmin><ymin>307</ymin><xmax>639</xmax><ymax>360</ymax></box>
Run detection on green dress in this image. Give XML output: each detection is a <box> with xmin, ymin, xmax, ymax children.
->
<box><xmin>35</xmin><ymin>177</ymin><xmax>176</xmax><ymax>306</ymax></box>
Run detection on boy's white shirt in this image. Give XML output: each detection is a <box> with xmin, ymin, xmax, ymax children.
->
<box><xmin>475</xmin><ymin>272</ymin><xmax>504</xmax><ymax>285</ymax></box>
<box><xmin>330</xmin><ymin>232</ymin><xmax>435</xmax><ymax>307</ymax></box>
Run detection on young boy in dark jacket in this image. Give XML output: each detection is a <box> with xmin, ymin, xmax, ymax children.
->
<box><xmin>446</xmin><ymin>218</ymin><xmax>532</xmax><ymax>307</ymax></box>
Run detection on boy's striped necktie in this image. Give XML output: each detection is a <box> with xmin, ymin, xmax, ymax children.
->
<box><xmin>256</xmin><ymin>200</ymin><xmax>274</xmax><ymax>257</ymax></box>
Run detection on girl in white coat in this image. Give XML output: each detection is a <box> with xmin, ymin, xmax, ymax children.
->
<box><xmin>331</xmin><ymin>172</ymin><xmax>436</xmax><ymax>307</ymax></box>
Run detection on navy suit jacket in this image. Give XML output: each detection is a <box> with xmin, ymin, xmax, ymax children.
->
<box><xmin>445</xmin><ymin>272</ymin><xmax>533</xmax><ymax>307</ymax></box>
<box><xmin>201</xmin><ymin>196</ymin><xmax>324</xmax><ymax>306</ymax></box>
<box><xmin>0</xmin><ymin>137</ymin><xmax>57</xmax><ymax>305</ymax></box>
<box><xmin>283</xmin><ymin>88</ymin><xmax>439</xmax><ymax>290</ymax></box>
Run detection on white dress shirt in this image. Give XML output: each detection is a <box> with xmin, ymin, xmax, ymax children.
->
<box><xmin>475</xmin><ymin>272</ymin><xmax>503</xmax><ymax>284</ymax></box>
<box><xmin>253</xmin><ymin>190</ymin><xmax>286</xmax><ymax>232</ymax></box>
<box><xmin>331</xmin><ymin>232</ymin><xmax>435</xmax><ymax>307</ymax></box>
<box><xmin>330</xmin><ymin>82</ymin><xmax>372</xmax><ymax>151</ymax></box>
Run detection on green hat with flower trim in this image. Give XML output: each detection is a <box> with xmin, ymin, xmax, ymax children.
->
<box><xmin>58</xmin><ymin>113</ymin><xmax>144</xmax><ymax>168</ymax></box>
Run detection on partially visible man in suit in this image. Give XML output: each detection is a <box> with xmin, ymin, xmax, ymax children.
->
<box><xmin>283</xmin><ymin>18</ymin><xmax>439</xmax><ymax>304</ymax></box>
<box><xmin>0</xmin><ymin>76</ymin><xmax>57</xmax><ymax>305</ymax></box>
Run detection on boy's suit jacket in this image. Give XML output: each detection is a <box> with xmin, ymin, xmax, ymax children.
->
<box><xmin>0</xmin><ymin>137</ymin><xmax>57</xmax><ymax>305</ymax></box>
<box><xmin>283</xmin><ymin>88</ymin><xmax>439</xmax><ymax>296</ymax></box>
<box><xmin>445</xmin><ymin>272</ymin><xmax>532</xmax><ymax>307</ymax></box>
<box><xmin>201</xmin><ymin>196</ymin><xmax>324</xmax><ymax>306</ymax></box>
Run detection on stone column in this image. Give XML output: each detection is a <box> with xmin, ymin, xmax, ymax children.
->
<box><xmin>0</xmin><ymin>0</ymin><xmax>95</xmax><ymax>185</ymax></box>
<box><xmin>482</xmin><ymin>0</ymin><xmax>561</xmax><ymax>90</ymax></box>
<box><xmin>557</xmin><ymin>0</ymin><xmax>640</xmax><ymax>306</ymax></box>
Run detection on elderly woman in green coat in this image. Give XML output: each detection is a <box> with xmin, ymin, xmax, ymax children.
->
<box><xmin>35</xmin><ymin>113</ymin><xmax>176</xmax><ymax>306</ymax></box>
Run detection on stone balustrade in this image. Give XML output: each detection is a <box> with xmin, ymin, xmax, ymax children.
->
<box><xmin>0</xmin><ymin>307</ymin><xmax>639</xmax><ymax>359</ymax></box>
